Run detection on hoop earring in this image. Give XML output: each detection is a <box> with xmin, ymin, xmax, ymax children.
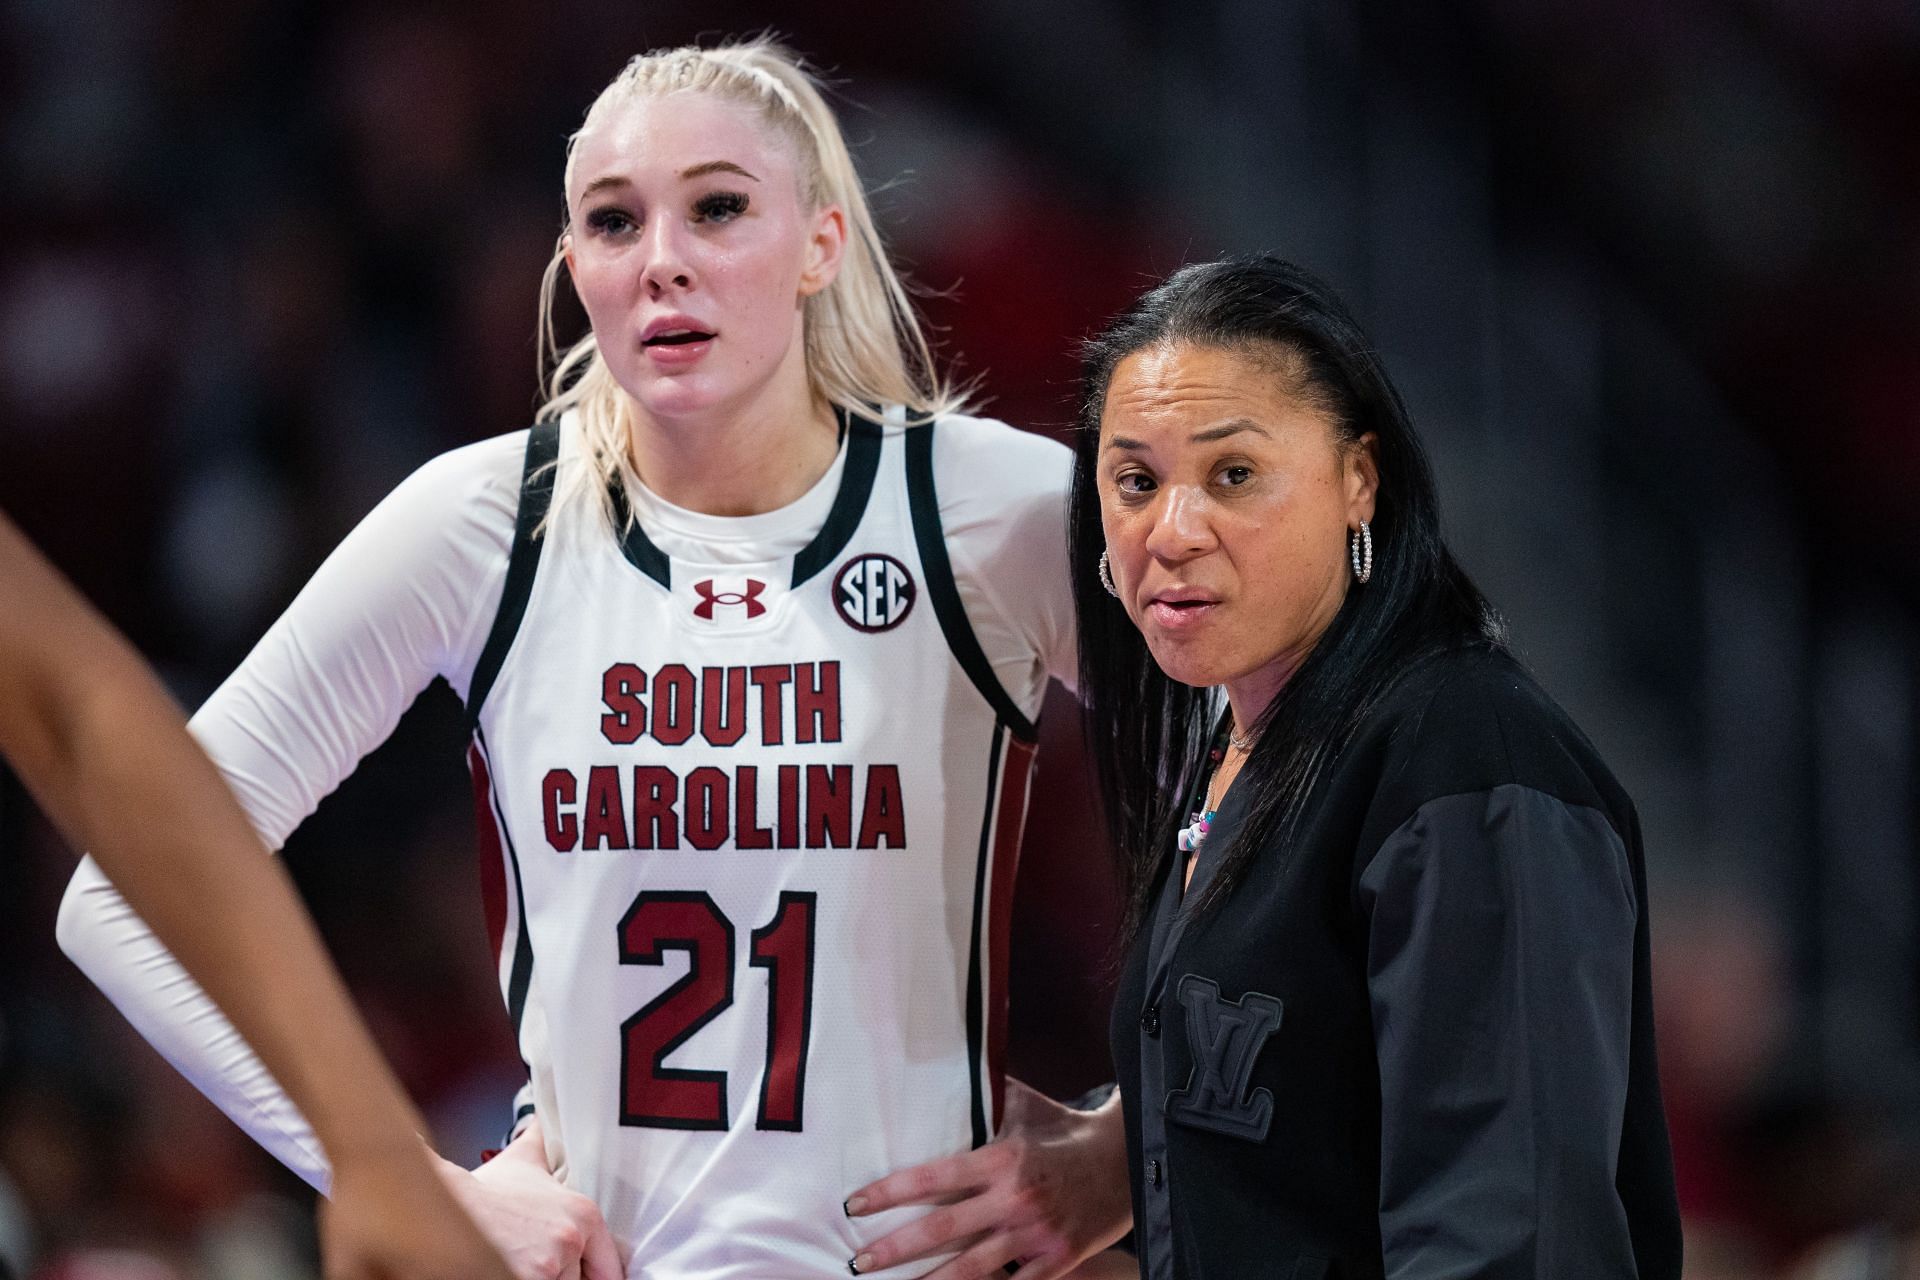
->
<box><xmin>1097</xmin><ymin>549</ymin><xmax>1119</xmax><ymax>597</ymax></box>
<box><xmin>1350</xmin><ymin>521</ymin><xmax>1373</xmax><ymax>584</ymax></box>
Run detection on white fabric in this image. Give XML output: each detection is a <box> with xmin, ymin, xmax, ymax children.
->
<box><xmin>55</xmin><ymin>413</ymin><xmax>1075</xmax><ymax>1268</ymax></box>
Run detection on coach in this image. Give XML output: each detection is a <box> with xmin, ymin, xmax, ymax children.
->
<box><xmin>1068</xmin><ymin>256</ymin><xmax>1683</xmax><ymax>1279</ymax></box>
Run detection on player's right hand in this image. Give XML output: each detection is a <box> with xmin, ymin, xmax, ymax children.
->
<box><xmin>435</xmin><ymin>1120</ymin><xmax>625</xmax><ymax>1280</ymax></box>
<box><xmin>320</xmin><ymin>1141</ymin><xmax>516</xmax><ymax>1280</ymax></box>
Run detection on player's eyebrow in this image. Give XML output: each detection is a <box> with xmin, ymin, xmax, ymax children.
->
<box><xmin>680</xmin><ymin>160</ymin><xmax>760</xmax><ymax>182</ymax></box>
<box><xmin>580</xmin><ymin>162</ymin><xmax>760</xmax><ymax>199</ymax></box>
<box><xmin>581</xmin><ymin>175</ymin><xmax>630</xmax><ymax>198</ymax></box>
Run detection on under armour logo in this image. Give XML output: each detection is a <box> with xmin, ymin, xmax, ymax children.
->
<box><xmin>1166</xmin><ymin>974</ymin><xmax>1282</xmax><ymax>1142</ymax></box>
<box><xmin>692</xmin><ymin>578</ymin><xmax>768</xmax><ymax>621</ymax></box>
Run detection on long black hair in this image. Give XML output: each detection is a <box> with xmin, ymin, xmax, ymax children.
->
<box><xmin>1070</xmin><ymin>255</ymin><xmax>1505</xmax><ymax>943</ymax></box>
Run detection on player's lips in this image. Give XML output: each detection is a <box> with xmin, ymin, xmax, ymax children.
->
<box><xmin>1144</xmin><ymin>588</ymin><xmax>1222</xmax><ymax>631</ymax></box>
<box><xmin>640</xmin><ymin>314</ymin><xmax>717</xmax><ymax>366</ymax></box>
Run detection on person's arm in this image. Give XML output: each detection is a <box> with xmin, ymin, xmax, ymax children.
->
<box><xmin>0</xmin><ymin>511</ymin><xmax>510</xmax><ymax>1280</ymax></box>
<box><xmin>1359</xmin><ymin>782</ymin><xmax>1642</xmax><ymax>1277</ymax></box>
<box><xmin>937</xmin><ymin>415</ymin><xmax>1080</xmax><ymax>701</ymax></box>
<box><xmin>52</xmin><ymin>443</ymin><xmax>518</xmax><ymax>1190</ymax></box>
<box><xmin>48</xmin><ymin>441</ymin><xmax>620</xmax><ymax>1279</ymax></box>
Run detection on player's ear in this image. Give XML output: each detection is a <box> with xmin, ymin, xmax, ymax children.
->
<box><xmin>798</xmin><ymin>205</ymin><xmax>846</xmax><ymax>298</ymax></box>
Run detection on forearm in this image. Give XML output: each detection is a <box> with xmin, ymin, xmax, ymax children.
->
<box><xmin>1076</xmin><ymin>1084</ymin><xmax>1130</xmax><ymax>1202</ymax></box>
<box><xmin>1</xmin><ymin>521</ymin><xmax>416</xmax><ymax>1179</ymax></box>
<box><xmin>56</xmin><ymin>856</ymin><xmax>334</xmax><ymax>1186</ymax></box>
<box><xmin>49</xmin><ymin>675</ymin><xmax>423</xmax><ymax>1167</ymax></box>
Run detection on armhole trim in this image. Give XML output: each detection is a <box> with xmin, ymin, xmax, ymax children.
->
<box><xmin>905</xmin><ymin>423</ymin><xmax>1039</xmax><ymax>743</ymax></box>
<box><xmin>466</xmin><ymin>422</ymin><xmax>560</xmax><ymax>726</ymax></box>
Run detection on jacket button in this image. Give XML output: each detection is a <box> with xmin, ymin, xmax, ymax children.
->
<box><xmin>1140</xmin><ymin>1005</ymin><xmax>1160</xmax><ymax>1037</ymax></box>
<box><xmin>1146</xmin><ymin>1158</ymin><xmax>1163</xmax><ymax>1188</ymax></box>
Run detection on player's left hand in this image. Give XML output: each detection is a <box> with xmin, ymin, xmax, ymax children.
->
<box><xmin>843</xmin><ymin>1078</ymin><xmax>1132</xmax><ymax>1278</ymax></box>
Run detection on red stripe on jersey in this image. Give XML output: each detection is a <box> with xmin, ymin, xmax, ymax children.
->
<box><xmin>986</xmin><ymin>731</ymin><xmax>1037</xmax><ymax>1130</ymax></box>
<box><xmin>468</xmin><ymin>740</ymin><xmax>509</xmax><ymax>966</ymax></box>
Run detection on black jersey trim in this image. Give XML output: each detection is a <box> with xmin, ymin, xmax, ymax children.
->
<box><xmin>964</xmin><ymin>724</ymin><xmax>1007</xmax><ymax>1149</ymax></box>
<box><xmin>904</xmin><ymin>423</ymin><xmax>1039</xmax><ymax>743</ymax></box>
<box><xmin>609</xmin><ymin>480</ymin><xmax>671</xmax><ymax>589</ymax></box>
<box><xmin>791</xmin><ymin>408</ymin><xmax>883</xmax><ymax>588</ymax></box>
<box><xmin>466</xmin><ymin>422</ymin><xmax>561</xmax><ymax>726</ymax></box>
<box><xmin>475</xmin><ymin>728</ymin><xmax>536</xmax><ymax>1052</ymax></box>
<box><xmin>604</xmin><ymin>408</ymin><xmax>882</xmax><ymax>594</ymax></box>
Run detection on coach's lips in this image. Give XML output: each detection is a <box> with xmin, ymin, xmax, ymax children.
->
<box><xmin>1145</xmin><ymin>589</ymin><xmax>1221</xmax><ymax>630</ymax></box>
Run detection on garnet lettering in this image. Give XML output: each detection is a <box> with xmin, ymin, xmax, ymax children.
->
<box><xmin>538</xmin><ymin>660</ymin><xmax>904</xmax><ymax>854</ymax></box>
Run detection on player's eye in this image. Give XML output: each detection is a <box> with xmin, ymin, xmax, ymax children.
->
<box><xmin>1113</xmin><ymin>469</ymin><xmax>1157</xmax><ymax>495</ymax></box>
<box><xmin>694</xmin><ymin>191</ymin><xmax>749</xmax><ymax>223</ymax></box>
<box><xmin>585</xmin><ymin>207</ymin><xmax>637</xmax><ymax>236</ymax></box>
<box><xmin>1216</xmin><ymin>464</ymin><xmax>1253</xmax><ymax>487</ymax></box>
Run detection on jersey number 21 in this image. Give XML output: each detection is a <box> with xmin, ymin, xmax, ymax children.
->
<box><xmin>617</xmin><ymin>889</ymin><xmax>816</xmax><ymax>1131</ymax></box>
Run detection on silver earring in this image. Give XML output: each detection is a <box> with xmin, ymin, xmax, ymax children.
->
<box><xmin>1097</xmin><ymin>549</ymin><xmax>1119</xmax><ymax>597</ymax></box>
<box><xmin>1350</xmin><ymin>521</ymin><xmax>1372</xmax><ymax>584</ymax></box>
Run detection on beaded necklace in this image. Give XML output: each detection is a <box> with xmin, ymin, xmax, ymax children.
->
<box><xmin>1176</xmin><ymin>720</ymin><xmax>1252</xmax><ymax>854</ymax></box>
<box><xmin>1175</xmin><ymin>760</ymin><xmax>1227</xmax><ymax>853</ymax></box>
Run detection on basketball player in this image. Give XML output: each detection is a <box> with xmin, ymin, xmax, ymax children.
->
<box><xmin>56</xmin><ymin>39</ymin><xmax>1131</xmax><ymax>1280</ymax></box>
<box><xmin>0</xmin><ymin>513</ymin><xmax>512</xmax><ymax>1280</ymax></box>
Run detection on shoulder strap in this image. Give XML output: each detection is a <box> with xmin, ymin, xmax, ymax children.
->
<box><xmin>792</xmin><ymin>407</ymin><xmax>884</xmax><ymax>588</ymax></box>
<box><xmin>904</xmin><ymin>422</ymin><xmax>1039</xmax><ymax>743</ymax></box>
<box><xmin>466</xmin><ymin>422</ymin><xmax>561</xmax><ymax>726</ymax></box>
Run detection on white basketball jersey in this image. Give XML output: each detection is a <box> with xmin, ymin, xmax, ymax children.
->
<box><xmin>464</xmin><ymin>412</ymin><xmax>1044</xmax><ymax>1278</ymax></box>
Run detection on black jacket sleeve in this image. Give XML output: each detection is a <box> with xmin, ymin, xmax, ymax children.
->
<box><xmin>1358</xmin><ymin>782</ymin><xmax>1641</xmax><ymax>1278</ymax></box>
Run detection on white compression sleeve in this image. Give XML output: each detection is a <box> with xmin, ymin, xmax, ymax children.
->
<box><xmin>55</xmin><ymin>433</ymin><xmax>522</xmax><ymax>1191</ymax></box>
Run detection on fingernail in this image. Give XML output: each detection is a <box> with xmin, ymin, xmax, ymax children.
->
<box><xmin>848</xmin><ymin>1254</ymin><xmax>873</xmax><ymax>1275</ymax></box>
<box><xmin>844</xmin><ymin>1195</ymin><xmax>868</xmax><ymax>1216</ymax></box>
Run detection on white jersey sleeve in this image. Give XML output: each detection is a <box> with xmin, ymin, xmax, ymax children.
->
<box><xmin>54</xmin><ymin>432</ymin><xmax>525</xmax><ymax>1191</ymax></box>
<box><xmin>932</xmin><ymin>416</ymin><xmax>1077</xmax><ymax>702</ymax></box>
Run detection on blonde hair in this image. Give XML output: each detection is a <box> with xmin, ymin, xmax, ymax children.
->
<box><xmin>535</xmin><ymin>35</ymin><xmax>972</xmax><ymax>533</ymax></box>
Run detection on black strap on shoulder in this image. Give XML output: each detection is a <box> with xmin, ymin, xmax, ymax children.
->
<box><xmin>905</xmin><ymin>423</ymin><xmax>1039</xmax><ymax>743</ymax></box>
<box><xmin>792</xmin><ymin>407</ymin><xmax>884</xmax><ymax>588</ymax></box>
<box><xmin>608</xmin><ymin>479</ymin><xmax>671</xmax><ymax>588</ymax></box>
<box><xmin>466</xmin><ymin>422</ymin><xmax>561</xmax><ymax>725</ymax></box>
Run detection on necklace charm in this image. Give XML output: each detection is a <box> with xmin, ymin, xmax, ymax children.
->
<box><xmin>1177</xmin><ymin>809</ymin><xmax>1216</xmax><ymax>853</ymax></box>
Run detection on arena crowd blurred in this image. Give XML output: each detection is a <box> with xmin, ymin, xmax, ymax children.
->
<box><xmin>1</xmin><ymin>2</ymin><xmax>1916</xmax><ymax>1277</ymax></box>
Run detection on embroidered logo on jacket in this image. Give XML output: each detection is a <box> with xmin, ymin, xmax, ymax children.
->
<box><xmin>1166</xmin><ymin>974</ymin><xmax>1283</xmax><ymax>1142</ymax></box>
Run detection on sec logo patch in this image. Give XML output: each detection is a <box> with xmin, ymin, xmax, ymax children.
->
<box><xmin>833</xmin><ymin>554</ymin><xmax>916</xmax><ymax>633</ymax></box>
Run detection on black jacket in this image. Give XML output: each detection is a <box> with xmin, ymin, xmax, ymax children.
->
<box><xmin>1110</xmin><ymin>646</ymin><xmax>1682</xmax><ymax>1279</ymax></box>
